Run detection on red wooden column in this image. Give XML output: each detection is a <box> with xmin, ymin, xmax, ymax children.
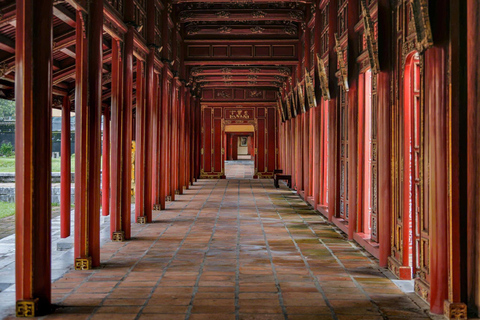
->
<box><xmin>151</xmin><ymin>73</ymin><xmax>161</xmax><ymax>209</ymax></box>
<box><xmin>377</xmin><ymin>0</ymin><xmax>392</xmax><ymax>268</ymax></box>
<box><xmin>327</xmin><ymin>0</ymin><xmax>339</xmax><ymax>222</ymax></box>
<box><xmin>312</xmin><ymin>106</ymin><xmax>321</xmax><ymax>210</ymax></box>
<box><xmin>445</xmin><ymin>0</ymin><xmax>468</xmax><ymax>317</ymax></box>
<box><xmin>178</xmin><ymin>84</ymin><xmax>186</xmax><ymax>194</ymax></box>
<box><xmin>185</xmin><ymin>91</ymin><xmax>191</xmax><ymax>188</ymax></box>
<box><xmin>160</xmin><ymin>68</ymin><xmax>169</xmax><ymax>209</ymax></box>
<box><xmin>144</xmin><ymin>0</ymin><xmax>155</xmax><ymax>220</ymax></box>
<box><xmin>170</xmin><ymin>81</ymin><xmax>178</xmax><ymax>199</ymax></box>
<box><xmin>74</xmin><ymin>0</ymin><xmax>103</xmax><ymax>270</ymax></box>
<box><xmin>61</xmin><ymin>97</ymin><xmax>71</xmax><ymax>238</ymax></box>
<box><xmin>467</xmin><ymin>0</ymin><xmax>480</xmax><ymax>314</ymax></box>
<box><xmin>110</xmin><ymin>38</ymin><xmax>125</xmax><ymax>240</ymax></box>
<box><xmin>426</xmin><ymin>1</ymin><xmax>449</xmax><ymax>312</ymax></box>
<box><xmin>303</xmin><ymin>111</ymin><xmax>310</xmax><ymax>197</ymax></box>
<box><xmin>191</xmin><ymin>94</ymin><xmax>197</xmax><ymax>182</ymax></box>
<box><xmin>102</xmin><ymin>109</ymin><xmax>110</xmax><ymax>217</ymax></box>
<box><xmin>195</xmin><ymin>97</ymin><xmax>201</xmax><ymax>180</ymax></box>
<box><xmin>135</xmin><ymin>61</ymin><xmax>146</xmax><ymax>223</ymax></box>
<box><xmin>15</xmin><ymin>0</ymin><xmax>53</xmax><ymax>315</ymax></box>
<box><xmin>121</xmin><ymin>24</ymin><xmax>134</xmax><ymax>239</ymax></box>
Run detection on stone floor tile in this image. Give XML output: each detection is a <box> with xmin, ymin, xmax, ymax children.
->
<box><xmin>0</xmin><ymin>165</ymin><xmax>434</xmax><ymax>319</ymax></box>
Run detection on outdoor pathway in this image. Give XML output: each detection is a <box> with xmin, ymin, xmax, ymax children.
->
<box><xmin>1</xmin><ymin>178</ymin><xmax>435</xmax><ymax>320</ymax></box>
<box><xmin>225</xmin><ymin>160</ymin><xmax>254</xmax><ymax>179</ymax></box>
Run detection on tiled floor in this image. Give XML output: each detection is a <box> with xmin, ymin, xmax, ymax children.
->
<box><xmin>3</xmin><ymin>178</ymin><xmax>434</xmax><ymax>320</ymax></box>
<box><xmin>225</xmin><ymin>160</ymin><xmax>254</xmax><ymax>179</ymax></box>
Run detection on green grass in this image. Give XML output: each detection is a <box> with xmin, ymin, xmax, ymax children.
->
<box><xmin>0</xmin><ymin>155</ymin><xmax>76</xmax><ymax>173</ymax></box>
<box><xmin>0</xmin><ymin>202</ymin><xmax>15</xmax><ymax>219</ymax></box>
<box><xmin>0</xmin><ymin>202</ymin><xmax>64</xmax><ymax>220</ymax></box>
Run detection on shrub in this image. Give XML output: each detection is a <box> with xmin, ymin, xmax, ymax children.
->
<box><xmin>0</xmin><ymin>142</ymin><xmax>13</xmax><ymax>157</ymax></box>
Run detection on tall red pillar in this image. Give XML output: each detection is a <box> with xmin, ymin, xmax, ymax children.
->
<box><xmin>102</xmin><ymin>109</ymin><xmax>110</xmax><ymax>217</ymax></box>
<box><xmin>178</xmin><ymin>85</ymin><xmax>186</xmax><ymax>194</ymax></box>
<box><xmin>15</xmin><ymin>0</ymin><xmax>53</xmax><ymax>315</ymax></box>
<box><xmin>170</xmin><ymin>81</ymin><xmax>178</xmax><ymax>200</ymax></box>
<box><xmin>377</xmin><ymin>0</ymin><xmax>392</xmax><ymax>268</ymax></box>
<box><xmin>185</xmin><ymin>91</ymin><xmax>191</xmax><ymax>188</ymax></box>
<box><xmin>121</xmin><ymin>26</ymin><xmax>134</xmax><ymax>239</ymax></box>
<box><xmin>110</xmin><ymin>38</ymin><xmax>125</xmax><ymax>240</ymax></box>
<box><xmin>135</xmin><ymin>61</ymin><xmax>145</xmax><ymax>223</ymax></box>
<box><xmin>74</xmin><ymin>0</ymin><xmax>103</xmax><ymax>270</ymax></box>
<box><xmin>160</xmin><ymin>68</ymin><xmax>170</xmax><ymax>209</ymax></box>
<box><xmin>144</xmin><ymin>0</ymin><xmax>155</xmax><ymax>221</ymax></box>
<box><xmin>151</xmin><ymin>73</ymin><xmax>161</xmax><ymax>209</ymax></box>
<box><xmin>61</xmin><ymin>97</ymin><xmax>71</xmax><ymax>238</ymax></box>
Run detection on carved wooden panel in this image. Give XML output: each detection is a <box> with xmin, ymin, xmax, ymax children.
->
<box><xmin>389</xmin><ymin>1</ymin><xmax>430</xmax><ymax>299</ymax></box>
<box><xmin>154</xmin><ymin>1</ymin><xmax>162</xmax><ymax>48</ymax></box>
<box><xmin>186</xmin><ymin>43</ymin><xmax>297</xmax><ymax>60</ymax></box>
<box><xmin>106</xmin><ymin>0</ymin><xmax>123</xmax><ymax>16</ymax></box>
<box><xmin>133</xmin><ymin>0</ymin><xmax>147</xmax><ymax>39</ymax></box>
<box><xmin>320</xmin><ymin>4</ymin><xmax>329</xmax><ymax>56</ymax></box>
<box><xmin>202</xmin><ymin>88</ymin><xmax>278</xmax><ymax>101</ymax></box>
<box><xmin>338</xmin><ymin>0</ymin><xmax>348</xmax><ymax>37</ymax></box>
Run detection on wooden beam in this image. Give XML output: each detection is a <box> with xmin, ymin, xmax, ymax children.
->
<box><xmin>179</xmin><ymin>9</ymin><xmax>304</xmax><ymax>23</ymax></box>
<box><xmin>54</xmin><ymin>4</ymin><xmax>76</xmax><ymax>27</ymax></box>
<box><xmin>0</xmin><ymin>34</ymin><xmax>15</xmax><ymax>54</ymax></box>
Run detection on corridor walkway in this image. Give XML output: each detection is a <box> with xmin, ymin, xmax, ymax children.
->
<box><xmin>7</xmin><ymin>179</ymin><xmax>432</xmax><ymax>320</ymax></box>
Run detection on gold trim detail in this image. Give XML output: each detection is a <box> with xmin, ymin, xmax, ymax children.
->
<box><xmin>137</xmin><ymin>216</ymin><xmax>147</xmax><ymax>224</ymax></box>
<box><xmin>361</xmin><ymin>0</ymin><xmax>380</xmax><ymax>73</ymax></box>
<box><xmin>297</xmin><ymin>81</ymin><xmax>306</xmax><ymax>113</ymax></box>
<box><xmin>113</xmin><ymin>231</ymin><xmax>126</xmax><ymax>240</ymax></box>
<box><xmin>315</xmin><ymin>54</ymin><xmax>331</xmax><ymax>100</ymax></box>
<box><xmin>175</xmin><ymin>190</ymin><xmax>180</xmax><ymax>195</ymax></box>
<box><xmin>304</xmin><ymin>69</ymin><xmax>317</xmax><ymax>108</ymax></box>
<box><xmin>75</xmin><ymin>257</ymin><xmax>92</xmax><ymax>270</ymax></box>
<box><xmin>16</xmin><ymin>299</ymin><xmax>38</xmax><ymax>317</ymax></box>
<box><xmin>335</xmin><ymin>33</ymin><xmax>349</xmax><ymax>91</ymax></box>
<box><xmin>153</xmin><ymin>204</ymin><xmax>161</xmax><ymax>210</ymax></box>
<box><xmin>444</xmin><ymin>301</ymin><xmax>467</xmax><ymax>320</ymax></box>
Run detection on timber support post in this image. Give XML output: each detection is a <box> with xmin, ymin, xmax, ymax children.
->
<box><xmin>15</xmin><ymin>0</ymin><xmax>53</xmax><ymax>315</ymax></box>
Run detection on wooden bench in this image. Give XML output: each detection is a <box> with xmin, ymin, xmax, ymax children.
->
<box><xmin>274</xmin><ymin>173</ymin><xmax>291</xmax><ymax>189</ymax></box>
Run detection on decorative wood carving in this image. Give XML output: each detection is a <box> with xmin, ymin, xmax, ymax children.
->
<box><xmin>410</xmin><ymin>0</ymin><xmax>433</xmax><ymax>53</ymax></box>
<box><xmin>304</xmin><ymin>70</ymin><xmax>317</xmax><ymax>108</ymax></box>
<box><xmin>297</xmin><ymin>81</ymin><xmax>306</xmax><ymax>113</ymax></box>
<box><xmin>360</xmin><ymin>0</ymin><xmax>380</xmax><ymax>73</ymax></box>
<box><xmin>285</xmin><ymin>93</ymin><xmax>293</xmax><ymax>120</ymax></box>
<box><xmin>277</xmin><ymin>98</ymin><xmax>286</xmax><ymax>122</ymax></box>
<box><xmin>335</xmin><ymin>33</ymin><xmax>349</xmax><ymax>91</ymax></box>
<box><xmin>315</xmin><ymin>53</ymin><xmax>331</xmax><ymax>100</ymax></box>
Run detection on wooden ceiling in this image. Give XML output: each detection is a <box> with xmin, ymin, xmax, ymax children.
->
<box><xmin>0</xmin><ymin>0</ymin><xmax>307</xmax><ymax>106</ymax></box>
<box><xmin>179</xmin><ymin>1</ymin><xmax>305</xmax><ymax>99</ymax></box>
